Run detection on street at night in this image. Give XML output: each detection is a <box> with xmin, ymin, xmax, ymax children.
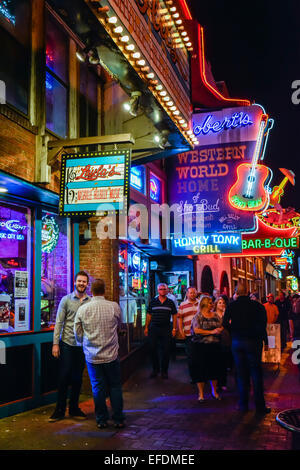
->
<box><xmin>0</xmin><ymin>0</ymin><xmax>300</xmax><ymax>457</ymax></box>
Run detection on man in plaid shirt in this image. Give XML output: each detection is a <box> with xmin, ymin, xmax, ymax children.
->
<box><xmin>74</xmin><ymin>279</ymin><xmax>125</xmax><ymax>429</ymax></box>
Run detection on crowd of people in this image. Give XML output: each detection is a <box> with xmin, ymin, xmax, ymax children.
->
<box><xmin>48</xmin><ymin>271</ymin><xmax>300</xmax><ymax>429</ymax></box>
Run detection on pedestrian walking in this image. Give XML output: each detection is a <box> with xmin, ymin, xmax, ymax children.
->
<box><xmin>263</xmin><ymin>294</ymin><xmax>279</xmax><ymax>324</ymax></box>
<box><xmin>214</xmin><ymin>296</ymin><xmax>232</xmax><ymax>391</ymax></box>
<box><xmin>190</xmin><ymin>296</ymin><xmax>223</xmax><ymax>402</ymax></box>
<box><xmin>144</xmin><ymin>283</ymin><xmax>177</xmax><ymax>379</ymax></box>
<box><xmin>49</xmin><ymin>271</ymin><xmax>91</xmax><ymax>422</ymax></box>
<box><xmin>177</xmin><ymin>287</ymin><xmax>199</xmax><ymax>380</ymax></box>
<box><xmin>223</xmin><ymin>283</ymin><xmax>270</xmax><ymax>414</ymax></box>
<box><xmin>74</xmin><ymin>278</ymin><xmax>125</xmax><ymax>429</ymax></box>
<box><xmin>275</xmin><ymin>291</ymin><xmax>291</xmax><ymax>350</ymax></box>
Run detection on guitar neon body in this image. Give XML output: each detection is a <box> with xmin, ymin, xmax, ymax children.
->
<box><xmin>228</xmin><ymin>163</ymin><xmax>270</xmax><ymax>211</ymax></box>
<box><xmin>270</xmin><ymin>185</ymin><xmax>284</xmax><ymax>205</ymax></box>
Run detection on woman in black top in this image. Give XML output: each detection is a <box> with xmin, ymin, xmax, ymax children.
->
<box><xmin>190</xmin><ymin>296</ymin><xmax>223</xmax><ymax>402</ymax></box>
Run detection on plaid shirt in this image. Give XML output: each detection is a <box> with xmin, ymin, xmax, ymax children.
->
<box><xmin>74</xmin><ymin>296</ymin><xmax>121</xmax><ymax>364</ymax></box>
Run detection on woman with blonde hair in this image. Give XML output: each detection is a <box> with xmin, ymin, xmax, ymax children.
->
<box><xmin>190</xmin><ymin>296</ymin><xmax>223</xmax><ymax>402</ymax></box>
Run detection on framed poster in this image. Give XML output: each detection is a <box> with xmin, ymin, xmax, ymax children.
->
<box><xmin>59</xmin><ymin>150</ymin><xmax>131</xmax><ymax>217</ymax></box>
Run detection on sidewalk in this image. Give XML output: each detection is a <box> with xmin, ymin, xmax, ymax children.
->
<box><xmin>0</xmin><ymin>346</ymin><xmax>298</xmax><ymax>450</ymax></box>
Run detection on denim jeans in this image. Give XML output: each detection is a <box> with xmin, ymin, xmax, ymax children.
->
<box><xmin>86</xmin><ymin>359</ymin><xmax>124</xmax><ymax>424</ymax></box>
<box><xmin>56</xmin><ymin>341</ymin><xmax>85</xmax><ymax>414</ymax></box>
<box><xmin>232</xmin><ymin>338</ymin><xmax>266</xmax><ymax>410</ymax></box>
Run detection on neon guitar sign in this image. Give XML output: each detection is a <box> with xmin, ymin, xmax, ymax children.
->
<box><xmin>228</xmin><ymin>114</ymin><xmax>270</xmax><ymax>212</ymax></box>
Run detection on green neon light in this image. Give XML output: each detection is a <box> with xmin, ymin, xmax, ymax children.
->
<box><xmin>242</xmin><ymin>237</ymin><xmax>298</xmax><ymax>251</ymax></box>
<box><xmin>231</xmin><ymin>194</ymin><xmax>263</xmax><ymax>209</ymax></box>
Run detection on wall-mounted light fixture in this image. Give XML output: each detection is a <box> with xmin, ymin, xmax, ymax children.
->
<box><xmin>123</xmin><ymin>91</ymin><xmax>142</xmax><ymax>117</ymax></box>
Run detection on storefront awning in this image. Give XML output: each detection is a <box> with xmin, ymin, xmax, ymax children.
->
<box><xmin>0</xmin><ymin>170</ymin><xmax>59</xmax><ymax>209</ymax></box>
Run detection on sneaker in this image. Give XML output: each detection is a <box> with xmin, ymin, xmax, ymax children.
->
<box><xmin>49</xmin><ymin>410</ymin><xmax>65</xmax><ymax>422</ymax></box>
<box><xmin>69</xmin><ymin>408</ymin><xmax>87</xmax><ymax>419</ymax></box>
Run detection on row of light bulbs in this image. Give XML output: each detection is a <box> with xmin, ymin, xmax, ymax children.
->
<box><xmin>100</xmin><ymin>8</ymin><xmax>198</xmax><ymax>147</ymax></box>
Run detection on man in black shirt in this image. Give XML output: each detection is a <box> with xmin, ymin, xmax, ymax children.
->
<box><xmin>145</xmin><ymin>283</ymin><xmax>177</xmax><ymax>379</ymax></box>
<box><xmin>223</xmin><ymin>283</ymin><xmax>270</xmax><ymax>414</ymax></box>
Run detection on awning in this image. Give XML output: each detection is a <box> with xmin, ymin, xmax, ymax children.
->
<box><xmin>0</xmin><ymin>170</ymin><xmax>59</xmax><ymax>209</ymax></box>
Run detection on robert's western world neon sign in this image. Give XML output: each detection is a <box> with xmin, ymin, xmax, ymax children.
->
<box><xmin>193</xmin><ymin>112</ymin><xmax>253</xmax><ymax>137</ymax></box>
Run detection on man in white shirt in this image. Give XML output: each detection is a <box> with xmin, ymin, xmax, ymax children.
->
<box><xmin>74</xmin><ymin>279</ymin><xmax>125</xmax><ymax>429</ymax></box>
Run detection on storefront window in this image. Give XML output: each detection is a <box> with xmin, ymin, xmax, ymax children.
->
<box><xmin>45</xmin><ymin>11</ymin><xmax>68</xmax><ymax>137</ymax></box>
<box><xmin>119</xmin><ymin>243</ymin><xmax>149</xmax><ymax>355</ymax></box>
<box><xmin>0</xmin><ymin>201</ymin><xmax>31</xmax><ymax>333</ymax></box>
<box><xmin>0</xmin><ymin>0</ymin><xmax>31</xmax><ymax>114</ymax></box>
<box><xmin>41</xmin><ymin>212</ymin><xmax>69</xmax><ymax>329</ymax></box>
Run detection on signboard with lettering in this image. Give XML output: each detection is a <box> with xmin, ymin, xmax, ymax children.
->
<box><xmin>98</xmin><ymin>0</ymin><xmax>191</xmax><ymax>123</ymax></box>
<box><xmin>59</xmin><ymin>150</ymin><xmax>131</xmax><ymax>217</ymax></box>
<box><xmin>171</xmin><ymin>232</ymin><xmax>242</xmax><ymax>256</ymax></box>
<box><xmin>167</xmin><ymin>105</ymin><xmax>267</xmax><ymax>233</ymax></box>
<box><xmin>221</xmin><ymin>215</ymin><xmax>299</xmax><ymax>257</ymax></box>
<box><xmin>262</xmin><ymin>324</ymin><xmax>281</xmax><ymax>365</ymax></box>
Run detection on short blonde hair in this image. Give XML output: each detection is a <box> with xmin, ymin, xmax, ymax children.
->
<box><xmin>200</xmin><ymin>295</ymin><xmax>212</xmax><ymax>311</ymax></box>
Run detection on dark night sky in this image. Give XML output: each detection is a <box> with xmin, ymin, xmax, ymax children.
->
<box><xmin>190</xmin><ymin>0</ymin><xmax>300</xmax><ymax>209</ymax></box>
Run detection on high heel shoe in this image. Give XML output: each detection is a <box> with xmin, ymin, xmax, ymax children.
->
<box><xmin>198</xmin><ymin>396</ymin><xmax>205</xmax><ymax>403</ymax></box>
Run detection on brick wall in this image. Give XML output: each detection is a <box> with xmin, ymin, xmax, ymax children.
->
<box><xmin>79</xmin><ymin>217</ymin><xmax>119</xmax><ymax>301</ymax></box>
<box><xmin>0</xmin><ymin>114</ymin><xmax>36</xmax><ymax>182</ymax></box>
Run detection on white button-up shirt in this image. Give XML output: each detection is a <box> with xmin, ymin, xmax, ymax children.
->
<box><xmin>74</xmin><ymin>296</ymin><xmax>121</xmax><ymax>364</ymax></box>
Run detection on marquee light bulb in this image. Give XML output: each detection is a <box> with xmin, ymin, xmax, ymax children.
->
<box><xmin>156</xmin><ymin>84</ymin><xmax>163</xmax><ymax>90</ymax></box>
<box><xmin>186</xmin><ymin>42</ymin><xmax>192</xmax><ymax>47</ymax></box>
<box><xmin>137</xmin><ymin>59</ymin><xmax>146</xmax><ymax>66</ymax></box>
<box><xmin>176</xmin><ymin>19</ymin><xmax>182</xmax><ymax>25</ymax></box>
<box><xmin>126</xmin><ymin>44</ymin><xmax>135</xmax><ymax>51</ymax></box>
<box><xmin>159</xmin><ymin>91</ymin><xmax>167</xmax><ymax>96</ymax></box>
<box><xmin>170</xmin><ymin>106</ymin><xmax>177</xmax><ymax>111</ymax></box>
<box><xmin>173</xmin><ymin>13</ymin><xmax>179</xmax><ymax>18</ymax></box>
<box><xmin>121</xmin><ymin>35</ymin><xmax>129</xmax><ymax>42</ymax></box>
<box><xmin>147</xmin><ymin>72</ymin><xmax>155</xmax><ymax>79</ymax></box>
<box><xmin>170</xmin><ymin>6</ymin><xmax>176</xmax><ymax>12</ymax></box>
<box><xmin>114</xmin><ymin>26</ymin><xmax>123</xmax><ymax>34</ymax></box>
<box><xmin>108</xmin><ymin>16</ymin><xmax>118</xmax><ymax>24</ymax></box>
<box><xmin>132</xmin><ymin>52</ymin><xmax>141</xmax><ymax>59</ymax></box>
<box><xmin>173</xmin><ymin>110</ymin><xmax>179</xmax><ymax>115</ymax></box>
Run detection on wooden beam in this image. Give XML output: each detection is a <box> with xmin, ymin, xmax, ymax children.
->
<box><xmin>47</xmin><ymin>133</ymin><xmax>135</xmax><ymax>150</ymax></box>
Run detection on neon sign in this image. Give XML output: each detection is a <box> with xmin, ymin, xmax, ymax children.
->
<box><xmin>0</xmin><ymin>0</ymin><xmax>16</xmax><ymax>25</ymax></box>
<box><xmin>242</xmin><ymin>237</ymin><xmax>298</xmax><ymax>251</ymax></box>
<box><xmin>172</xmin><ymin>232</ymin><xmax>242</xmax><ymax>256</ymax></box>
<box><xmin>150</xmin><ymin>174</ymin><xmax>161</xmax><ymax>202</ymax></box>
<box><xmin>287</xmin><ymin>276</ymin><xmax>299</xmax><ymax>292</ymax></box>
<box><xmin>193</xmin><ymin>112</ymin><xmax>253</xmax><ymax>137</ymax></box>
<box><xmin>42</xmin><ymin>216</ymin><xmax>59</xmax><ymax>253</ymax></box>
<box><xmin>0</xmin><ymin>219</ymin><xmax>26</xmax><ymax>240</ymax></box>
<box><xmin>228</xmin><ymin>114</ymin><xmax>270</xmax><ymax>212</ymax></box>
<box><xmin>130</xmin><ymin>166</ymin><xmax>145</xmax><ymax>193</ymax></box>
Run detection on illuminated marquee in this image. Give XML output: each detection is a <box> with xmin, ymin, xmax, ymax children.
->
<box><xmin>172</xmin><ymin>232</ymin><xmax>242</xmax><ymax>256</ymax></box>
<box><xmin>59</xmin><ymin>150</ymin><xmax>131</xmax><ymax>217</ymax></box>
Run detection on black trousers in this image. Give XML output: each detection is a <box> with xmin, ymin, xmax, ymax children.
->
<box><xmin>56</xmin><ymin>341</ymin><xmax>86</xmax><ymax>414</ymax></box>
<box><xmin>148</xmin><ymin>325</ymin><xmax>172</xmax><ymax>374</ymax></box>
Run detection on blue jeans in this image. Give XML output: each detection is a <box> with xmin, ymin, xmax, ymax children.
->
<box><xmin>86</xmin><ymin>359</ymin><xmax>124</xmax><ymax>424</ymax></box>
<box><xmin>232</xmin><ymin>338</ymin><xmax>266</xmax><ymax>410</ymax></box>
<box><xmin>56</xmin><ymin>341</ymin><xmax>85</xmax><ymax>414</ymax></box>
